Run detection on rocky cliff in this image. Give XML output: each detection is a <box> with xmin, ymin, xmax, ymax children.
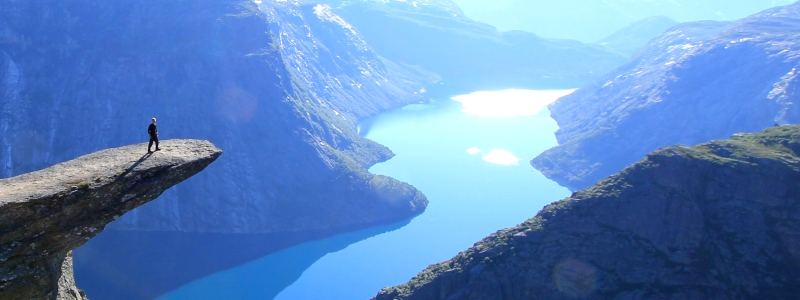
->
<box><xmin>0</xmin><ymin>140</ymin><xmax>221</xmax><ymax>300</ymax></box>
<box><xmin>532</xmin><ymin>2</ymin><xmax>800</xmax><ymax>191</ymax></box>
<box><xmin>323</xmin><ymin>0</ymin><xmax>626</xmax><ymax>93</ymax></box>
<box><xmin>376</xmin><ymin>125</ymin><xmax>800</xmax><ymax>300</ymax></box>
<box><xmin>0</xmin><ymin>0</ymin><xmax>427</xmax><ymax>233</ymax></box>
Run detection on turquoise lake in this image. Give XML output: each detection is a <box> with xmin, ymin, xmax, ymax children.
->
<box><xmin>159</xmin><ymin>89</ymin><xmax>573</xmax><ymax>300</ymax></box>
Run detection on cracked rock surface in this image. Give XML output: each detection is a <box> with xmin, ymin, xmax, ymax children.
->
<box><xmin>0</xmin><ymin>139</ymin><xmax>221</xmax><ymax>299</ymax></box>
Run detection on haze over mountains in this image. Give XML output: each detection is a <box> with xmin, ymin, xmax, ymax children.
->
<box><xmin>451</xmin><ymin>0</ymin><xmax>796</xmax><ymax>42</ymax></box>
<box><xmin>593</xmin><ymin>16</ymin><xmax>680</xmax><ymax>56</ymax></box>
<box><xmin>322</xmin><ymin>0</ymin><xmax>626</xmax><ymax>92</ymax></box>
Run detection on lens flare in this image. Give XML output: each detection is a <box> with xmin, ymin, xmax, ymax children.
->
<box><xmin>553</xmin><ymin>258</ymin><xmax>597</xmax><ymax>298</ymax></box>
<box><xmin>215</xmin><ymin>86</ymin><xmax>258</xmax><ymax>123</ymax></box>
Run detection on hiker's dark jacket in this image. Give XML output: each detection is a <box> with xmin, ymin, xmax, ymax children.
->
<box><xmin>148</xmin><ymin>124</ymin><xmax>157</xmax><ymax>137</ymax></box>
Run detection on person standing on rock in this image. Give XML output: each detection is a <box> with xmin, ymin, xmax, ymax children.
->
<box><xmin>148</xmin><ymin>117</ymin><xmax>160</xmax><ymax>153</ymax></box>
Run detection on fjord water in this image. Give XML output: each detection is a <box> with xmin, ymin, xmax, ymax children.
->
<box><xmin>160</xmin><ymin>89</ymin><xmax>573</xmax><ymax>300</ymax></box>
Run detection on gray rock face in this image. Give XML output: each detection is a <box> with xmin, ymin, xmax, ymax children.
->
<box><xmin>0</xmin><ymin>139</ymin><xmax>221</xmax><ymax>300</ymax></box>
<box><xmin>532</xmin><ymin>2</ymin><xmax>800</xmax><ymax>191</ymax></box>
<box><xmin>259</xmin><ymin>2</ymin><xmax>439</xmax><ymax>123</ymax></box>
<box><xmin>0</xmin><ymin>0</ymin><xmax>428</xmax><ymax>233</ymax></box>
<box><xmin>376</xmin><ymin>125</ymin><xmax>800</xmax><ymax>300</ymax></box>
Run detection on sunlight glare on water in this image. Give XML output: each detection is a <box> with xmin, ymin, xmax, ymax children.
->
<box><xmin>451</xmin><ymin>89</ymin><xmax>575</xmax><ymax>117</ymax></box>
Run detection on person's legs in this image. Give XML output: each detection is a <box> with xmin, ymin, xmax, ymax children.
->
<box><xmin>155</xmin><ymin>137</ymin><xmax>160</xmax><ymax>150</ymax></box>
<box><xmin>148</xmin><ymin>138</ymin><xmax>154</xmax><ymax>152</ymax></box>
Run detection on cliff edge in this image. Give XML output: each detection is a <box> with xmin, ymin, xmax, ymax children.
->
<box><xmin>0</xmin><ymin>139</ymin><xmax>222</xmax><ymax>300</ymax></box>
<box><xmin>376</xmin><ymin>125</ymin><xmax>800</xmax><ymax>299</ymax></box>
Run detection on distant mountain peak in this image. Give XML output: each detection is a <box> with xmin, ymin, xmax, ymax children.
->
<box><xmin>594</xmin><ymin>15</ymin><xmax>680</xmax><ymax>56</ymax></box>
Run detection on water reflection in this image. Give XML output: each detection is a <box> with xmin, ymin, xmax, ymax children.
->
<box><xmin>73</xmin><ymin>220</ymin><xmax>409</xmax><ymax>300</ymax></box>
<box><xmin>481</xmin><ymin>149</ymin><xmax>521</xmax><ymax>165</ymax></box>
<box><xmin>466</xmin><ymin>147</ymin><xmax>482</xmax><ymax>155</ymax></box>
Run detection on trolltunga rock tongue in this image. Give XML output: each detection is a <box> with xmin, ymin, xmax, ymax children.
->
<box><xmin>0</xmin><ymin>139</ymin><xmax>222</xmax><ymax>300</ymax></box>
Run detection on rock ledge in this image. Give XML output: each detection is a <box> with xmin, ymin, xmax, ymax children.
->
<box><xmin>0</xmin><ymin>139</ymin><xmax>222</xmax><ymax>300</ymax></box>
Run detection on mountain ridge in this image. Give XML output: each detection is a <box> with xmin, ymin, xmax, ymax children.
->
<box><xmin>449</xmin><ymin>0</ymin><xmax>795</xmax><ymax>42</ymax></box>
<box><xmin>325</xmin><ymin>0</ymin><xmax>627</xmax><ymax>93</ymax></box>
<box><xmin>594</xmin><ymin>16</ymin><xmax>680</xmax><ymax>56</ymax></box>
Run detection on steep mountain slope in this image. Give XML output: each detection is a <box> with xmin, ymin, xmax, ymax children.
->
<box><xmin>0</xmin><ymin>0</ymin><xmax>428</xmax><ymax>234</ymax></box>
<box><xmin>594</xmin><ymin>16</ymin><xmax>680</xmax><ymax>57</ymax></box>
<box><xmin>533</xmin><ymin>2</ymin><xmax>800</xmax><ymax>190</ymax></box>
<box><xmin>324</xmin><ymin>0</ymin><xmax>626</xmax><ymax>92</ymax></box>
<box><xmin>377</xmin><ymin>125</ymin><xmax>800</xmax><ymax>300</ymax></box>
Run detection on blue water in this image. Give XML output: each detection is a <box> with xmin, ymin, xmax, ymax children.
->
<box><xmin>160</xmin><ymin>90</ymin><xmax>571</xmax><ymax>300</ymax></box>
